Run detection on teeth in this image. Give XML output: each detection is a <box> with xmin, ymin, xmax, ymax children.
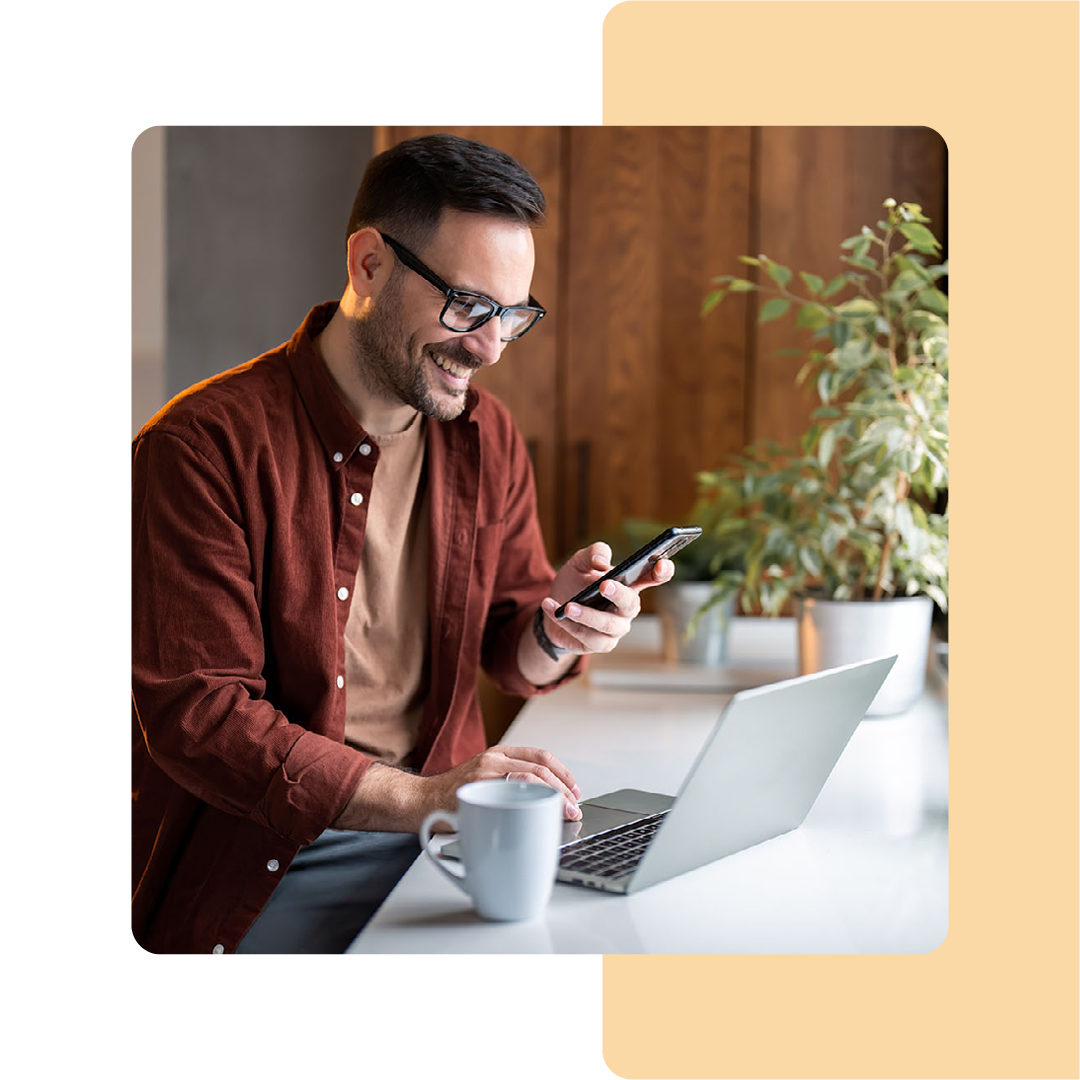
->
<box><xmin>432</xmin><ymin>352</ymin><xmax>469</xmax><ymax>379</ymax></box>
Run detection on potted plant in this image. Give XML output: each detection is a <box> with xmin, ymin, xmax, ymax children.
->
<box><xmin>697</xmin><ymin>199</ymin><xmax>948</xmax><ymax>714</ymax></box>
<box><xmin>615</xmin><ymin>516</ymin><xmax>745</xmax><ymax>665</ymax></box>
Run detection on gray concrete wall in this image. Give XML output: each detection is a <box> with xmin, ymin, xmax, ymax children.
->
<box><xmin>162</xmin><ymin>126</ymin><xmax>373</xmax><ymax>407</ymax></box>
<box><xmin>132</xmin><ymin>127</ymin><xmax>166</xmax><ymax>436</ymax></box>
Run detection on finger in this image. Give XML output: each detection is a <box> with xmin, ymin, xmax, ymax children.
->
<box><xmin>497</xmin><ymin>745</ymin><xmax>582</xmax><ymax>799</ymax></box>
<box><xmin>572</xmin><ymin>576</ymin><xmax>641</xmax><ymax>619</ymax></box>
<box><xmin>569</xmin><ymin>541</ymin><xmax>612</xmax><ymax>574</ymax></box>
<box><xmin>508</xmin><ymin>772</ymin><xmax>582</xmax><ymax>821</ymax></box>
<box><xmin>552</xmin><ymin>597</ymin><xmax>633</xmax><ymax>637</ymax></box>
<box><xmin>589</xmin><ymin>541</ymin><xmax>613</xmax><ymax>571</ymax></box>
<box><xmin>634</xmin><ymin>557</ymin><xmax>675</xmax><ymax>591</ymax></box>
<box><xmin>539</xmin><ymin>598</ymin><xmax>627</xmax><ymax>653</ymax></box>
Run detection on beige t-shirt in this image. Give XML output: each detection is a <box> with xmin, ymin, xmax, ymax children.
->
<box><xmin>343</xmin><ymin>414</ymin><xmax>430</xmax><ymax>767</ymax></box>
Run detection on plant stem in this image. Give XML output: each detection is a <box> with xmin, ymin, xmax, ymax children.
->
<box><xmin>881</xmin><ymin>229</ymin><xmax>900</xmax><ymax>378</ymax></box>
<box><xmin>871</xmin><ymin>473</ymin><xmax>910</xmax><ymax>600</ymax></box>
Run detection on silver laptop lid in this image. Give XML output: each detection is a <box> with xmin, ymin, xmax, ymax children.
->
<box><xmin>627</xmin><ymin>655</ymin><xmax>896</xmax><ymax>893</ymax></box>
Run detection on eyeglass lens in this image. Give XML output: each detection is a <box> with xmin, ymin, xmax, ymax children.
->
<box><xmin>442</xmin><ymin>295</ymin><xmax>540</xmax><ymax>340</ymax></box>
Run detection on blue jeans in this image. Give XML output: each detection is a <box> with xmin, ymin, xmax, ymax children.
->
<box><xmin>235</xmin><ymin>829</ymin><xmax>419</xmax><ymax>954</ymax></box>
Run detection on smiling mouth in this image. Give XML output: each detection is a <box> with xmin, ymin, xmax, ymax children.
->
<box><xmin>429</xmin><ymin>350</ymin><xmax>476</xmax><ymax>382</ymax></box>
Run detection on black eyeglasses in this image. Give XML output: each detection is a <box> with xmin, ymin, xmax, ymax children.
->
<box><xmin>380</xmin><ymin>232</ymin><xmax>546</xmax><ymax>342</ymax></box>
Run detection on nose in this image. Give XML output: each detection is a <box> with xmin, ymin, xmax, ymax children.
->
<box><xmin>459</xmin><ymin>315</ymin><xmax>507</xmax><ymax>367</ymax></box>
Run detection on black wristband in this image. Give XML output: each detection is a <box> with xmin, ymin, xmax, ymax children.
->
<box><xmin>533</xmin><ymin>607</ymin><xmax>570</xmax><ymax>662</ymax></box>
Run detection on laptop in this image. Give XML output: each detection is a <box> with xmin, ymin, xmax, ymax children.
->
<box><xmin>441</xmin><ymin>655</ymin><xmax>895</xmax><ymax>894</ymax></box>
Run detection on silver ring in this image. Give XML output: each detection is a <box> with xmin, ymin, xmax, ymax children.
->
<box><xmin>504</xmin><ymin>772</ymin><xmax>512</xmax><ymax>781</ymax></box>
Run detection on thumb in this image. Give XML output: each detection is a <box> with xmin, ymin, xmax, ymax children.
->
<box><xmin>573</xmin><ymin>541</ymin><xmax>612</xmax><ymax>572</ymax></box>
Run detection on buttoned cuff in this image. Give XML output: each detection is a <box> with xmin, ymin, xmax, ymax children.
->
<box><xmin>253</xmin><ymin>731</ymin><xmax>371</xmax><ymax>845</ymax></box>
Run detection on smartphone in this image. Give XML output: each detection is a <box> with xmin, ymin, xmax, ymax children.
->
<box><xmin>553</xmin><ymin>526</ymin><xmax>702</xmax><ymax>620</ymax></box>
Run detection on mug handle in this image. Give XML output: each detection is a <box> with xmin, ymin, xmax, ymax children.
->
<box><xmin>419</xmin><ymin>810</ymin><xmax>468</xmax><ymax>893</ymax></box>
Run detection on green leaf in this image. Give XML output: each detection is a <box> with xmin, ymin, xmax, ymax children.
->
<box><xmin>758</xmin><ymin>298</ymin><xmax>792</xmax><ymax>324</ymax></box>
<box><xmin>901</xmin><ymin>203</ymin><xmax>931</xmax><ymax>223</ymax></box>
<box><xmin>893</xmin><ymin>253</ymin><xmax>935</xmax><ymax>285</ymax></box>
<box><xmin>898</xmin><ymin>222</ymin><xmax>941</xmax><ymax>253</ymax></box>
<box><xmin>818</xmin><ymin>425</ymin><xmax>837</xmax><ymax>468</ymax></box>
<box><xmin>821</xmin><ymin>274</ymin><xmax>847</xmax><ymax>298</ymax></box>
<box><xmin>766</xmin><ymin>263</ymin><xmax>792</xmax><ymax>288</ymax></box>
<box><xmin>904</xmin><ymin>310</ymin><xmax>947</xmax><ymax>333</ymax></box>
<box><xmin>812</xmin><ymin>405</ymin><xmax>842</xmax><ymax>419</ymax></box>
<box><xmin>836</xmin><ymin>297</ymin><xmax>879</xmax><ymax>321</ymax></box>
<box><xmin>738</xmin><ymin>255</ymin><xmax>762</xmax><ymax>266</ymax></box>
<box><xmin>727</xmin><ymin>279</ymin><xmax>758</xmax><ymax>292</ymax></box>
<box><xmin>844</xmin><ymin>253</ymin><xmax>878</xmax><ymax>271</ymax></box>
<box><xmin>917</xmin><ymin>288</ymin><xmax>949</xmax><ymax>316</ymax></box>
<box><xmin>839</xmin><ymin>234</ymin><xmax>864</xmax><ymax>250</ymax></box>
<box><xmin>924</xmin><ymin>584</ymin><xmax>948</xmax><ymax>612</ymax></box>
<box><xmin>828</xmin><ymin>319</ymin><xmax>851</xmax><ymax>348</ymax></box>
<box><xmin>711</xmin><ymin>275</ymin><xmax>735</xmax><ymax>284</ymax></box>
<box><xmin>799</xmin><ymin>271</ymin><xmax>824</xmax><ymax>295</ymax></box>
<box><xmin>799</xmin><ymin>547</ymin><xmax>823</xmax><ymax>578</ymax></box>
<box><xmin>889</xmin><ymin>268</ymin><xmax>928</xmax><ymax>295</ymax></box>
<box><xmin>817</xmin><ymin>370</ymin><xmax>832</xmax><ymax>404</ymax></box>
<box><xmin>795</xmin><ymin>303</ymin><xmax>831</xmax><ymax>330</ymax></box>
<box><xmin>701</xmin><ymin>290</ymin><xmax>725</xmax><ymax>316</ymax></box>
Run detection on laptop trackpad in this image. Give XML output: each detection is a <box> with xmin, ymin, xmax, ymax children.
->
<box><xmin>559</xmin><ymin>789</ymin><xmax>675</xmax><ymax>844</ymax></box>
<box><xmin>584</xmin><ymin>789</ymin><xmax>674</xmax><ymax>815</ymax></box>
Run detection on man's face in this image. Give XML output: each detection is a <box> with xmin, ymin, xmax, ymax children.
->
<box><xmin>348</xmin><ymin>211</ymin><xmax>536</xmax><ymax>422</ymax></box>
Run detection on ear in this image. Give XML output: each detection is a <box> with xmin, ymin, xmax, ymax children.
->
<box><xmin>346</xmin><ymin>227</ymin><xmax>389</xmax><ymax>300</ymax></box>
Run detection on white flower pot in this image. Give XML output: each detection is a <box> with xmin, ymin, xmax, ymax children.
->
<box><xmin>795</xmin><ymin>595</ymin><xmax>934</xmax><ymax>716</ymax></box>
<box><xmin>655</xmin><ymin>583</ymin><xmax>735</xmax><ymax>665</ymax></box>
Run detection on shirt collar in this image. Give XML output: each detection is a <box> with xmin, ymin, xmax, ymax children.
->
<box><xmin>283</xmin><ymin>302</ymin><xmax>482</xmax><ymax>468</ymax></box>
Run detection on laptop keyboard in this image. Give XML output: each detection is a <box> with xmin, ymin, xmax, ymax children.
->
<box><xmin>559</xmin><ymin>811</ymin><xmax>670</xmax><ymax>879</ymax></box>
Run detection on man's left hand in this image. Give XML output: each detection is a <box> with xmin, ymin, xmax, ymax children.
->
<box><xmin>540</xmin><ymin>542</ymin><xmax>674</xmax><ymax>655</ymax></box>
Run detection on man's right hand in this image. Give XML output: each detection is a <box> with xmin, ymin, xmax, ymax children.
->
<box><xmin>332</xmin><ymin>745</ymin><xmax>583</xmax><ymax>833</ymax></box>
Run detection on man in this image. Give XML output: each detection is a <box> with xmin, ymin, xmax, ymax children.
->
<box><xmin>132</xmin><ymin>134</ymin><xmax>673</xmax><ymax>953</ymax></box>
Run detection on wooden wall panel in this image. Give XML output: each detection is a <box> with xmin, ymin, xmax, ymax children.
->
<box><xmin>658</xmin><ymin>127</ymin><xmax>754</xmax><ymax>513</ymax></box>
<box><xmin>562</xmin><ymin>127</ymin><xmax>663</xmax><ymax>552</ymax></box>
<box><xmin>561</xmin><ymin>126</ymin><xmax>753</xmax><ymax>555</ymax></box>
<box><xmin>374</xmin><ymin>126</ymin><xmax>563</xmax><ymax>560</ymax></box>
<box><xmin>753</xmin><ymin>127</ymin><xmax>947</xmax><ymax>447</ymax></box>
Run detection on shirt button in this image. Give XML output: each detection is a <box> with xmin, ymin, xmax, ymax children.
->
<box><xmin>333</xmin><ymin>452</ymin><xmax>344</xmax><ymax>463</ymax></box>
<box><xmin>336</xmin><ymin>675</ymin><xmax>345</xmax><ymax>689</ymax></box>
<box><xmin>359</xmin><ymin>443</ymin><xmax>372</xmax><ymax>457</ymax></box>
<box><xmin>266</xmin><ymin>859</ymin><xmax>280</xmax><ymax>873</ymax></box>
<box><xmin>350</xmin><ymin>493</ymin><xmax>364</xmax><ymax>506</ymax></box>
<box><xmin>212</xmin><ymin>944</ymin><xmax>225</xmax><ymax>954</ymax></box>
<box><xmin>337</xmin><ymin>586</ymin><xmax>349</xmax><ymax>601</ymax></box>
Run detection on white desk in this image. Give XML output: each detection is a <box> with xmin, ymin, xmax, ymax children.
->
<box><xmin>348</xmin><ymin>617</ymin><xmax>948</xmax><ymax>955</ymax></box>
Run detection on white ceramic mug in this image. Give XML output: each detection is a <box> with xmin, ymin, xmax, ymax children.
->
<box><xmin>419</xmin><ymin>779</ymin><xmax>563</xmax><ymax>921</ymax></box>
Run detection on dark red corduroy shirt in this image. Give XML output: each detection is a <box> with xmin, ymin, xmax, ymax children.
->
<box><xmin>132</xmin><ymin>302</ymin><xmax>581</xmax><ymax>954</ymax></box>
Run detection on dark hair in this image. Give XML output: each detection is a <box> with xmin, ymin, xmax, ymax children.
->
<box><xmin>346</xmin><ymin>133</ymin><xmax>546</xmax><ymax>253</ymax></box>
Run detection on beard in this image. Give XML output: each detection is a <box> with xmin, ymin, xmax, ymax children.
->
<box><xmin>347</xmin><ymin>274</ymin><xmax>481</xmax><ymax>422</ymax></box>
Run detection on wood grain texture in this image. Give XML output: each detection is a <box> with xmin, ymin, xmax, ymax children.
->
<box><xmin>753</xmin><ymin>127</ymin><xmax>947</xmax><ymax>446</ymax></box>
<box><xmin>561</xmin><ymin>126</ymin><xmax>753</xmax><ymax>556</ymax></box>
